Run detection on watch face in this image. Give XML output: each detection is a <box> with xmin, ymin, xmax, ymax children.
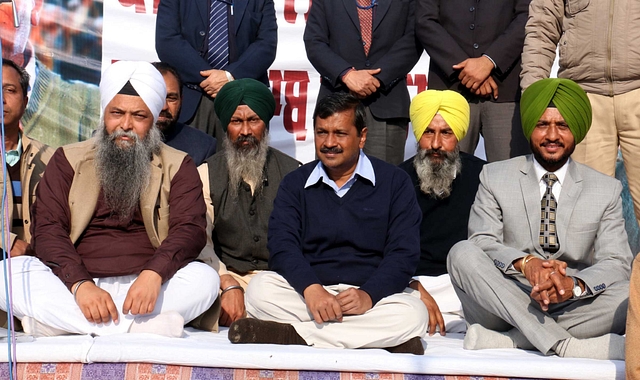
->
<box><xmin>573</xmin><ymin>285</ymin><xmax>582</xmax><ymax>298</ymax></box>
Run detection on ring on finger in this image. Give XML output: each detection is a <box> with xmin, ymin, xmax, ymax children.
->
<box><xmin>550</xmin><ymin>271</ymin><xmax>556</xmax><ymax>276</ymax></box>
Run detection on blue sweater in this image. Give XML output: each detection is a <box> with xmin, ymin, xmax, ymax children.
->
<box><xmin>268</xmin><ymin>156</ymin><xmax>421</xmax><ymax>305</ymax></box>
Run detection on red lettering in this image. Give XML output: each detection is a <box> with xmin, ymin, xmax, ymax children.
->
<box><xmin>118</xmin><ymin>0</ymin><xmax>146</xmax><ymax>13</ymax></box>
<box><xmin>284</xmin><ymin>0</ymin><xmax>312</xmax><ymax>24</ymax></box>
<box><xmin>407</xmin><ymin>74</ymin><xmax>428</xmax><ymax>93</ymax></box>
<box><xmin>269</xmin><ymin>70</ymin><xmax>310</xmax><ymax>141</ymax></box>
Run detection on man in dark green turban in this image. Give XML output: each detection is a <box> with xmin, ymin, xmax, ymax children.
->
<box><xmin>447</xmin><ymin>77</ymin><xmax>631</xmax><ymax>360</ymax></box>
<box><xmin>193</xmin><ymin>78</ymin><xmax>300</xmax><ymax>331</ymax></box>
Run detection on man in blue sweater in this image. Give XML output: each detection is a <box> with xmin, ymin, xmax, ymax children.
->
<box><xmin>228</xmin><ymin>93</ymin><xmax>428</xmax><ymax>354</ymax></box>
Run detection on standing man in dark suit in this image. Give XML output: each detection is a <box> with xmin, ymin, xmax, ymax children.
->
<box><xmin>416</xmin><ymin>0</ymin><xmax>530</xmax><ymax>162</ymax></box>
<box><xmin>304</xmin><ymin>0</ymin><xmax>423</xmax><ymax>165</ymax></box>
<box><xmin>155</xmin><ymin>0</ymin><xmax>277</xmax><ymax>150</ymax></box>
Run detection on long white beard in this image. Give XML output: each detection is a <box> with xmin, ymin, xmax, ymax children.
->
<box><xmin>414</xmin><ymin>146</ymin><xmax>462</xmax><ymax>199</ymax></box>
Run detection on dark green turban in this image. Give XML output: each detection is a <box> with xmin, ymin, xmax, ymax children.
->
<box><xmin>520</xmin><ymin>78</ymin><xmax>592</xmax><ymax>144</ymax></box>
<box><xmin>214</xmin><ymin>78</ymin><xmax>276</xmax><ymax>130</ymax></box>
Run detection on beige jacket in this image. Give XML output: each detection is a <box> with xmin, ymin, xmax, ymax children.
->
<box><xmin>521</xmin><ymin>0</ymin><xmax>640</xmax><ymax>96</ymax></box>
<box><xmin>62</xmin><ymin>139</ymin><xmax>186</xmax><ymax>246</ymax></box>
<box><xmin>0</xmin><ymin>134</ymin><xmax>53</xmax><ymax>250</ymax></box>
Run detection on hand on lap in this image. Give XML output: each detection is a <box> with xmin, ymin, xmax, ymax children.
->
<box><xmin>123</xmin><ymin>270</ymin><xmax>162</xmax><ymax>315</ymax></box>
<box><xmin>410</xmin><ymin>281</ymin><xmax>445</xmax><ymax>336</ymax></box>
<box><xmin>303</xmin><ymin>284</ymin><xmax>343</xmax><ymax>323</ymax></box>
<box><xmin>75</xmin><ymin>281</ymin><xmax>119</xmax><ymax>324</ymax></box>
<box><xmin>219</xmin><ymin>274</ymin><xmax>246</xmax><ymax>326</ymax></box>
<box><xmin>336</xmin><ymin>288</ymin><xmax>372</xmax><ymax>316</ymax></box>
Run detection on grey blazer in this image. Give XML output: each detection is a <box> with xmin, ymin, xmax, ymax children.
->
<box><xmin>468</xmin><ymin>155</ymin><xmax>632</xmax><ymax>296</ymax></box>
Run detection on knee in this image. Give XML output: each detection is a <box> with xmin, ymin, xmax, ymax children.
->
<box><xmin>447</xmin><ymin>240</ymin><xmax>484</xmax><ymax>285</ymax></box>
<box><xmin>245</xmin><ymin>271</ymin><xmax>285</xmax><ymax>313</ymax></box>
<box><xmin>182</xmin><ymin>262</ymin><xmax>220</xmax><ymax>304</ymax></box>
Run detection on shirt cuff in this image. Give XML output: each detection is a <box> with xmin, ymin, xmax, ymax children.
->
<box><xmin>482</xmin><ymin>54</ymin><xmax>497</xmax><ymax>69</ymax></box>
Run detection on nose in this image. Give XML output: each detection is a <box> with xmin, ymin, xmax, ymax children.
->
<box><xmin>239</xmin><ymin>121</ymin><xmax>252</xmax><ymax>136</ymax></box>
<box><xmin>161</xmin><ymin>98</ymin><xmax>169</xmax><ymax>112</ymax></box>
<box><xmin>546</xmin><ymin>124</ymin><xmax>560</xmax><ymax>140</ymax></box>
<box><xmin>324</xmin><ymin>132</ymin><xmax>338</xmax><ymax>148</ymax></box>
<box><xmin>121</xmin><ymin>114</ymin><xmax>134</xmax><ymax>131</ymax></box>
<box><xmin>431</xmin><ymin>132</ymin><xmax>442</xmax><ymax>150</ymax></box>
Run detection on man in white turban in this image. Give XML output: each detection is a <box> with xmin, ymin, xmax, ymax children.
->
<box><xmin>399</xmin><ymin>89</ymin><xmax>486</xmax><ymax>336</ymax></box>
<box><xmin>0</xmin><ymin>61</ymin><xmax>219</xmax><ymax>338</ymax></box>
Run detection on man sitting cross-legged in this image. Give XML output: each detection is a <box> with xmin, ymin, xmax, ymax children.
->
<box><xmin>228</xmin><ymin>92</ymin><xmax>428</xmax><ymax>354</ymax></box>
<box><xmin>194</xmin><ymin>79</ymin><xmax>300</xmax><ymax>329</ymax></box>
<box><xmin>0</xmin><ymin>61</ymin><xmax>219</xmax><ymax>338</ymax></box>
<box><xmin>448</xmin><ymin>78</ymin><xmax>631</xmax><ymax>360</ymax></box>
<box><xmin>399</xmin><ymin>90</ymin><xmax>486</xmax><ymax>336</ymax></box>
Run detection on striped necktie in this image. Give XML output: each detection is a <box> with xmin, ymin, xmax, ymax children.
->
<box><xmin>207</xmin><ymin>0</ymin><xmax>229</xmax><ymax>69</ymax></box>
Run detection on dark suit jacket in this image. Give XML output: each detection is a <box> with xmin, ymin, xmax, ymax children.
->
<box><xmin>303</xmin><ymin>0</ymin><xmax>423</xmax><ymax>120</ymax></box>
<box><xmin>416</xmin><ymin>0</ymin><xmax>530</xmax><ymax>103</ymax></box>
<box><xmin>164</xmin><ymin>122</ymin><xmax>217</xmax><ymax>166</ymax></box>
<box><xmin>155</xmin><ymin>0</ymin><xmax>277</xmax><ymax>122</ymax></box>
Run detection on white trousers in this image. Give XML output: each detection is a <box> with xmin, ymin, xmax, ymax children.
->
<box><xmin>0</xmin><ymin>256</ymin><xmax>219</xmax><ymax>335</ymax></box>
<box><xmin>246</xmin><ymin>271</ymin><xmax>428</xmax><ymax>349</ymax></box>
<box><xmin>414</xmin><ymin>274</ymin><xmax>466</xmax><ymax>333</ymax></box>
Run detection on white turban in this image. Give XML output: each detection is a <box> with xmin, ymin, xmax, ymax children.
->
<box><xmin>99</xmin><ymin>61</ymin><xmax>166</xmax><ymax>122</ymax></box>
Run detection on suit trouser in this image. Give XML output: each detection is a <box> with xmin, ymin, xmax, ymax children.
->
<box><xmin>458</xmin><ymin>101</ymin><xmax>530</xmax><ymax>163</ymax></box>
<box><xmin>447</xmin><ymin>241</ymin><xmax>628</xmax><ymax>355</ymax></box>
<box><xmin>571</xmin><ymin>88</ymin><xmax>640</xmax><ymax>227</ymax></box>
<box><xmin>362</xmin><ymin>107</ymin><xmax>408</xmax><ymax>166</ymax></box>
<box><xmin>0</xmin><ymin>256</ymin><xmax>219</xmax><ymax>335</ymax></box>
<box><xmin>245</xmin><ymin>271</ymin><xmax>428</xmax><ymax>349</ymax></box>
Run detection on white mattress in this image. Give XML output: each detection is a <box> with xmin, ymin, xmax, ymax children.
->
<box><xmin>0</xmin><ymin>328</ymin><xmax>624</xmax><ymax>380</ymax></box>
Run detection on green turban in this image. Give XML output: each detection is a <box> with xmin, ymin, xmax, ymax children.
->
<box><xmin>520</xmin><ymin>78</ymin><xmax>592</xmax><ymax>144</ymax></box>
<box><xmin>214</xmin><ymin>78</ymin><xmax>276</xmax><ymax>130</ymax></box>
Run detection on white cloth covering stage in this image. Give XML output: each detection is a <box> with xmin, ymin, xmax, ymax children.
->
<box><xmin>0</xmin><ymin>327</ymin><xmax>624</xmax><ymax>380</ymax></box>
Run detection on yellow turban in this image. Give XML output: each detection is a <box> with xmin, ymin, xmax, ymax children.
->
<box><xmin>410</xmin><ymin>90</ymin><xmax>470</xmax><ymax>142</ymax></box>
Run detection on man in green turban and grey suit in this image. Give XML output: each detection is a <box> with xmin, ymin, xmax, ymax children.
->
<box><xmin>446</xmin><ymin>78</ymin><xmax>632</xmax><ymax>360</ymax></box>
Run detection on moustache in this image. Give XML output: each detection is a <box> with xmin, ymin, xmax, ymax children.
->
<box><xmin>233</xmin><ymin>135</ymin><xmax>260</xmax><ymax>150</ymax></box>
<box><xmin>541</xmin><ymin>140</ymin><xmax>564</xmax><ymax>147</ymax></box>
<box><xmin>320</xmin><ymin>146</ymin><xmax>343</xmax><ymax>154</ymax></box>
<box><xmin>158</xmin><ymin>110</ymin><xmax>173</xmax><ymax>119</ymax></box>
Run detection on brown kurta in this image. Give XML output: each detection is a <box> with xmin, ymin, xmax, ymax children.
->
<box><xmin>31</xmin><ymin>147</ymin><xmax>206</xmax><ymax>289</ymax></box>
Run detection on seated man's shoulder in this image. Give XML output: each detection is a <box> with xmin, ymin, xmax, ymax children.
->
<box><xmin>397</xmin><ymin>155</ymin><xmax>416</xmax><ymax>174</ymax></box>
<box><xmin>23</xmin><ymin>135</ymin><xmax>55</xmax><ymax>160</ymax></box>
<box><xmin>481</xmin><ymin>155</ymin><xmax>528</xmax><ymax>177</ymax></box>
<box><xmin>267</xmin><ymin>147</ymin><xmax>301</xmax><ymax>172</ymax></box>
<box><xmin>460</xmin><ymin>151</ymin><xmax>487</xmax><ymax>170</ymax></box>
<box><xmin>573</xmin><ymin>160</ymin><xmax>622</xmax><ymax>192</ymax></box>
<box><xmin>369</xmin><ymin>155</ymin><xmax>412</xmax><ymax>182</ymax></box>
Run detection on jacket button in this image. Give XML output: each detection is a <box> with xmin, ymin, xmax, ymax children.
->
<box><xmin>469</xmin><ymin>6</ymin><xmax>475</xmax><ymax>11</ymax></box>
<box><xmin>469</xmin><ymin>24</ymin><xmax>475</xmax><ymax>30</ymax></box>
<box><xmin>253</xmin><ymin>236</ymin><xmax>260</xmax><ymax>242</ymax></box>
<box><xmin>199</xmin><ymin>31</ymin><xmax>205</xmax><ymax>36</ymax></box>
<box><xmin>24</xmin><ymin>220</ymin><xmax>28</xmax><ymax>224</ymax></box>
<box><xmin>249</xmin><ymin>210</ymin><xmax>255</xmax><ymax>216</ymax></box>
<box><xmin>473</xmin><ymin>43</ymin><xmax>479</xmax><ymax>49</ymax></box>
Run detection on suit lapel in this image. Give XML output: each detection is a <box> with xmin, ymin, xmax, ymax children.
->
<box><xmin>555</xmin><ymin>160</ymin><xmax>582</xmax><ymax>257</ymax></box>
<box><xmin>198</xmin><ymin>0</ymin><xmax>209</xmax><ymax>28</ymax></box>
<box><xmin>372</xmin><ymin>0</ymin><xmax>391</xmax><ymax>32</ymax></box>
<box><xmin>234</xmin><ymin>0</ymin><xmax>248</xmax><ymax>35</ymax></box>
<box><xmin>342</xmin><ymin>0</ymin><xmax>361</xmax><ymax>32</ymax></box>
<box><xmin>519</xmin><ymin>157</ymin><xmax>544</xmax><ymax>256</ymax></box>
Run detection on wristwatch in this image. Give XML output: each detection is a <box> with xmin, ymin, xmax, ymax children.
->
<box><xmin>572</xmin><ymin>277</ymin><xmax>585</xmax><ymax>299</ymax></box>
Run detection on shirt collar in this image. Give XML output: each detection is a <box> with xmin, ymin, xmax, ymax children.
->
<box><xmin>533</xmin><ymin>157</ymin><xmax>569</xmax><ymax>185</ymax></box>
<box><xmin>305</xmin><ymin>150</ymin><xmax>376</xmax><ymax>189</ymax></box>
<box><xmin>6</xmin><ymin>133</ymin><xmax>23</xmax><ymax>167</ymax></box>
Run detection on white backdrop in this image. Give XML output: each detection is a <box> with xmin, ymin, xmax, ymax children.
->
<box><xmin>102</xmin><ymin>0</ymin><xmax>431</xmax><ymax>163</ymax></box>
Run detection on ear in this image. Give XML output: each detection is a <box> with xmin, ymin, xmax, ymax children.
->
<box><xmin>359</xmin><ymin>127</ymin><xmax>367</xmax><ymax>149</ymax></box>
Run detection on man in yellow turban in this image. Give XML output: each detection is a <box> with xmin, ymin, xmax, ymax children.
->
<box><xmin>399</xmin><ymin>89</ymin><xmax>486</xmax><ymax>337</ymax></box>
<box><xmin>447</xmin><ymin>77</ymin><xmax>631</xmax><ymax>360</ymax></box>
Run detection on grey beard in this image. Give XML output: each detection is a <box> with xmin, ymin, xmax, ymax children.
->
<box><xmin>414</xmin><ymin>145</ymin><xmax>462</xmax><ymax>199</ymax></box>
<box><xmin>223</xmin><ymin>133</ymin><xmax>269</xmax><ymax>199</ymax></box>
<box><xmin>94</xmin><ymin>125</ymin><xmax>163</xmax><ymax>222</ymax></box>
